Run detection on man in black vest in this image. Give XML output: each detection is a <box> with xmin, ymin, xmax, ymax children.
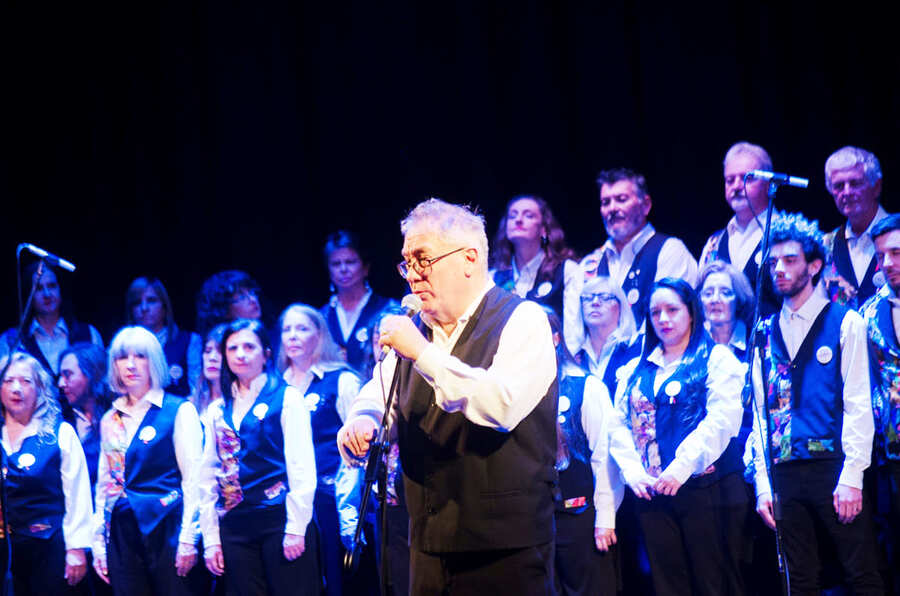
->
<box><xmin>699</xmin><ymin>141</ymin><xmax>781</xmax><ymax>318</ymax></box>
<box><xmin>580</xmin><ymin>168</ymin><xmax>698</xmax><ymax>328</ymax></box>
<box><xmin>750</xmin><ymin>213</ymin><xmax>882</xmax><ymax>594</ymax></box>
<box><xmin>339</xmin><ymin>198</ymin><xmax>559</xmax><ymax>595</ymax></box>
<box><xmin>822</xmin><ymin>146</ymin><xmax>889</xmax><ymax>309</ymax></box>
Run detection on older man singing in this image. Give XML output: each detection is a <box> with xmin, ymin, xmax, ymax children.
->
<box><xmin>338</xmin><ymin>198</ymin><xmax>559</xmax><ymax>595</ymax></box>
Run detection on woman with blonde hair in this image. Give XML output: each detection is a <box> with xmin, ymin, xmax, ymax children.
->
<box><xmin>92</xmin><ymin>326</ymin><xmax>204</xmax><ymax>595</ymax></box>
<box><xmin>277</xmin><ymin>304</ymin><xmax>369</xmax><ymax>596</ymax></box>
<box><xmin>1</xmin><ymin>351</ymin><xmax>93</xmax><ymax>594</ymax></box>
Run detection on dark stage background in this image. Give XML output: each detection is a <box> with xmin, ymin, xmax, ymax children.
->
<box><xmin>3</xmin><ymin>2</ymin><xmax>898</xmax><ymax>340</ymax></box>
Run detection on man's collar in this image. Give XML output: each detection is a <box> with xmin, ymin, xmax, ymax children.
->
<box><xmin>29</xmin><ymin>317</ymin><xmax>67</xmax><ymax>337</ymax></box>
<box><xmin>845</xmin><ymin>205</ymin><xmax>888</xmax><ymax>240</ymax></box>
<box><xmin>781</xmin><ymin>290</ymin><xmax>828</xmax><ymax>322</ymax></box>
<box><xmin>602</xmin><ymin>223</ymin><xmax>655</xmax><ymax>257</ymax></box>
<box><xmin>421</xmin><ymin>280</ymin><xmax>495</xmax><ymax>333</ymax></box>
<box><xmin>112</xmin><ymin>387</ymin><xmax>164</xmax><ymax>413</ymax></box>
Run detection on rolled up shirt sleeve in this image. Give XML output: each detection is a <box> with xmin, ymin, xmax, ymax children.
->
<box><xmin>412</xmin><ymin>300</ymin><xmax>557</xmax><ymax>431</ymax></box>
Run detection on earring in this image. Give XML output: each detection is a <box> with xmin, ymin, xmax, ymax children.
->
<box><xmin>541</xmin><ymin>235</ymin><xmax>549</xmax><ymax>248</ymax></box>
<box><xmin>329</xmin><ymin>283</ymin><xmax>336</xmax><ymax>294</ymax></box>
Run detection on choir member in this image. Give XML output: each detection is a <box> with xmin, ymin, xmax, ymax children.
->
<box><xmin>618</xmin><ymin>278</ymin><xmax>745</xmax><ymax>595</ymax></box>
<box><xmin>126</xmin><ymin>277</ymin><xmax>201</xmax><ymax>398</ymax></box>
<box><xmin>490</xmin><ymin>195</ymin><xmax>583</xmax><ymax>354</ymax></box>
<box><xmin>92</xmin><ymin>326</ymin><xmax>205</xmax><ymax>595</ymax></box>
<box><xmin>1</xmin><ymin>352</ymin><xmax>93</xmax><ymax>595</ymax></box>
<box><xmin>197</xmin><ymin>319</ymin><xmax>319</xmax><ymax>595</ymax></box>
<box><xmin>320</xmin><ymin>231</ymin><xmax>397</xmax><ymax>373</ymax></box>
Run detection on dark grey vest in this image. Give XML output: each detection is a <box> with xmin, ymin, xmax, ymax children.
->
<box><xmin>395</xmin><ymin>286</ymin><xmax>559</xmax><ymax>553</ymax></box>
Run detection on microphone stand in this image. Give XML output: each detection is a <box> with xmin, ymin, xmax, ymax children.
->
<box><xmin>2</xmin><ymin>258</ymin><xmax>48</xmax><ymax>595</ymax></box>
<box><xmin>344</xmin><ymin>355</ymin><xmax>403</xmax><ymax>596</ymax></box>
<box><xmin>742</xmin><ymin>176</ymin><xmax>791</xmax><ymax>596</ymax></box>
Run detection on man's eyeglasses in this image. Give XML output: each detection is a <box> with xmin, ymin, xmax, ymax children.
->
<box><xmin>397</xmin><ymin>247</ymin><xmax>468</xmax><ymax>278</ymax></box>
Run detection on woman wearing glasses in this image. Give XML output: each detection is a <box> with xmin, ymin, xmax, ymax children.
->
<box><xmin>320</xmin><ymin>231</ymin><xmax>397</xmax><ymax>374</ymax></box>
<box><xmin>574</xmin><ymin>277</ymin><xmax>641</xmax><ymax>400</ymax></box>
<box><xmin>490</xmin><ymin>195</ymin><xmax>583</xmax><ymax>354</ymax></box>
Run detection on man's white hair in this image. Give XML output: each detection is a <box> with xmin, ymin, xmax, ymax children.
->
<box><xmin>400</xmin><ymin>198</ymin><xmax>489</xmax><ymax>273</ymax></box>
<box><xmin>723</xmin><ymin>141</ymin><xmax>772</xmax><ymax>171</ymax></box>
<box><xmin>824</xmin><ymin>146</ymin><xmax>882</xmax><ymax>191</ymax></box>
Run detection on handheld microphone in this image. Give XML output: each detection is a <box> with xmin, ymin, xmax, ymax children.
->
<box><xmin>18</xmin><ymin>243</ymin><xmax>77</xmax><ymax>272</ymax></box>
<box><xmin>378</xmin><ymin>293</ymin><xmax>423</xmax><ymax>362</ymax></box>
<box><xmin>747</xmin><ymin>170</ymin><xmax>809</xmax><ymax>189</ymax></box>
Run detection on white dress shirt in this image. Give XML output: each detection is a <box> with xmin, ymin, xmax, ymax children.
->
<box><xmin>92</xmin><ymin>389</ymin><xmax>204</xmax><ymax>556</ymax></box>
<box><xmin>339</xmin><ymin>280</ymin><xmax>557</xmax><ymax>461</ymax></box>
<box><xmin>578</xmin><ymin>330</ymin><xmax>633</xmax><ymax>379</ymax></box>
<box><xmin>503</xmin><ymin>253</ymin><xmax>584</xmax><ymax>357</ymax></box>
<box><xmin>573</xmin><ymin>372</ymin><xmax>645</xmax><ymax>529</ymax></box>
<box><xmin>750</xmin><ymin>292</ymin><xmax>874</xmax><ymax>497</ymax></box>
<box><xmin>699</xmin><ymin>213</ymin><xmax>767</xmax><ymax>273</ymax></box>
<box><xmin>844</xmin><ymin>205</ymin><xmax>889</xmax><ymax>286</ymax></box>
<box><xmin>615</xmin><ymin>343</ymin><xmax>745</xmax><ymax>484</ymax></box>
<box><xmin>1</xmin><ymin>419</ymin><xmax>93</xmax><ymax>551</ymax></box>
<box><xmin>196</xmin><ymin>374</ymin><xmax>317</xmax><ymax>547</ymax></box>
<box><xmin>581</xmin><ymin>223</ymin><xmax>699</xmax><ymax>288</ymax></box>
<box><xmin>0</xmin><ymin>319</ymin><xmax>103</xmax><ymax>374</ymax></box>
<box><xmin>330</xmin><ymin>290</ymin><xmax>373</xmax><ymax>343</ymax></box>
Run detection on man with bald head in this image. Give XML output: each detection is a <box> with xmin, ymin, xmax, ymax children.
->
<box><xmin>822</xmin><ymin>146</ymin><xmax>889</xmax><ymax>308</ymax></box>
<box><xmin>338</xmin><ymin>198</ymin><xmax>559</xmax><ymax>594</ymax></box>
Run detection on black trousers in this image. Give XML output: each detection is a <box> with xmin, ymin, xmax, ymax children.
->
<box><xmin>773</xmin><ymin>459</ymin><xmax>882</xmax><ymax>596</ymax></box>
<box><xmin>887</xmin><ymin>460</ymin><xmax>900</xmax><ymax>595</ymax></box>
<box><xmin>107</xmin><ymin>500</ymin><xmax>205</xmax><ymax>596</ymax></box>
<box><xmin>410</xmin><ymin>542</ymin><xmax>556</xmax><ymax>596</ymax></box>
<box><xmin>10</xmin><ymin>531</ymin><xmax>87</xmax><ymax>596</ymax></box>
<box><xmin>377</xmin><ymin>502</ymin><xmax>410</xmax><ymax>596</ymax></box>
<box><xmin>219</xmin><ymin>505</ymin><xmax>320</xmax><ymax>596</ymax></box>
<box><xmin>635</xmin><ymin>472</ymin><xmax>746</xmax><ymax>596</ymax></box>
<box><xmin>553</xmin><ymin>507</ymin><xmax>616</xmax><ymax>596</ymax></box>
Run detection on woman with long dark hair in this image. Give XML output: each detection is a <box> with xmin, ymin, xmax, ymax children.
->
<box><xmin>191</xmin><ymin>324</ymin><xmax>227</xmax><ymax>419</ymax></box>
<box><xmin>126</xmin><ymin>277</ymin><xmax>201</xmax><ymax>398</ymax></box>
<box><xmin>617</xmin><ymin>278</ymin><xmax>745</xmax><ymax>596</ymax></box>
<box><xmin>92</xmin><ymin>326</ymin><xmax>205</xmax><ymax>595</ymax></box>
<box><xmin>196</xmin><ymin>271</ymin><xmax>265</xmax><ymax>336</ymax></box>
<box><xmin>320</xmin><ymin>231</ymin><xmax>397</xmax><ymax>373</ymax></box>
<box><xmin>197</xmin><ymin>319</ymin><xmax>319</xmax><ymax>595</ymax></box>
<box><xmin>1</xmin><ymin>352</ymin><xmax>93</xmax><ymax>594</ymax></box>
<box><xmin>491</xmin><ymin>195</ymin><xmax>583</xmax><ymax>354</ymax></box>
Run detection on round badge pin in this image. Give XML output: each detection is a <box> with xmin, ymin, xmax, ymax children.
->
<box><xmin>627</xmin><ymin>272</ymin><xmax>635</xmax><ymax>280</ymax></box>
<box><xmin>356</xmin><ymin>327</ymin><xmax>369</xmax><ymax>343</ymax></box>
<box><xmin>874</xmin><ymin>271</ymin><xmax>886</xmax><ymax>287</ymax></box>
<box><xmin>17</xmin><ymin>453</ymin><xmax>36</xmax><ymax>468</ymax></box>
<box><xmin>755</xmin><ymin>252</ymin><xmax>762</xmax><ymax>265</ymax></box>
<box><xmin>536</xmin><ymin>281</ymin><xmax>553</xmax><ymax>297</ymax></box>
<box><xmin>558</xmin><ymin>415</ymin><xmax>566</xmax><ymax>424</ymax></box>
<box><xmin>304</xmin><ymin>392</ymin><xmax>321</xmax><ymax>412</ymax></box>
<box><xmin>138</xmin><ymin>426</ymin><xmax>157</xmax><ymax>443</ymax></box>
<box><xmin>253</xmin><ymin>403</ymin><xmax>269</xmax><ymax>420</ymax></box>
<box><xmin>664</xmin><ymin>381</ymin><xmax>682</xmax><ymax>397</ymax></box>
<box><xmin>627</xmin><ymin>288</ymin><xmax>640</xmax><ymax>305</ymax></box>
<box><xmin>816</xmin><ymin>346</ymin><xmax>833</xmax><ymax>364</ymax></box>
<box><xmin>558</xmin><ymin>395</ymin><xmax>570</xmax><ymax>413</ymax></box>
<box><xmin>169</xmin><ymin>364</ymin><xmax>183</xmax><ymax>381</ymax></box>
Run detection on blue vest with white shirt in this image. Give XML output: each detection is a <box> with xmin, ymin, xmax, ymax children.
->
<box><xmin>4</xmin><ymin>419</ymin><xmax>65</xmax><ymax>539</ymax></box>
<box><xmin>306</xmin><ymin>369</ymin><xmax>346</xmax><ymax>482</ymax></box>
<box><xmin>121</xmin><ymin>393</ymin><xmax>184</xmax><ymax>535</ymax></box>
<box><xmin>555</xmin><ymin>374</ymin><xmax>594</xmax><ymax>515</ymax></box>
<box><xmin>759</xmin><ymin>303</ymin><xmax>846</xmax><ymax>463</ymax></box>
<box><xmin>218</xmin><ymin>379</ymin><xmax>289</xmax><ymax>513</ymax></box>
